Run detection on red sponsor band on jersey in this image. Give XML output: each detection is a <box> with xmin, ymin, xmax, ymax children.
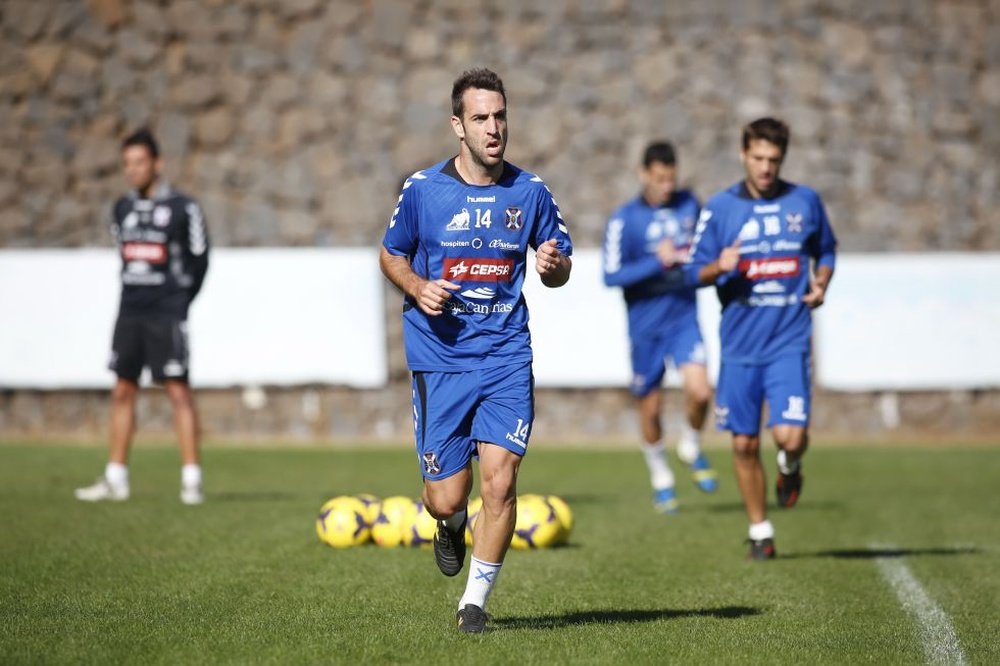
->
<box><xmin>123</xmin><ymin>242</ymin><xmax>167</xmax><ymax>263</ymax></box>
<box><xmin>739</xmin><ymin>256</ymin><xmax>800</xmax><ymax>280</ymax></box>
<box><xmin>442</xmin><ymin>257</ymin><xmax>514</xmax><ymax>282</ymax></box>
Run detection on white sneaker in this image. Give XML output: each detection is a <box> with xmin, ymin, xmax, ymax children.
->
<box><xmin>75</xmin><ymin>477</ymin><xmax>129</xmax><ymax>502</ymax></box>
<box><xmin>180</xmin><ymin>483</ymin><xmax>204</xmax><ymax>505</ymax></box>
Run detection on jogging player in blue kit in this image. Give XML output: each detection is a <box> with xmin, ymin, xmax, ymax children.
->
<box><xmin>380</xmin><ymin>68</ymin><xmax>572</xmax><ymax>633</ymax></box>
<box><xmin>603</xmin><ymin>141</ymin><xmax>718</xmax><ymax>514</ymax></box>
<box><xmin>685</xmin><ymin>118</ymin><xmax>836</xmax><ymax>560</ymax></box>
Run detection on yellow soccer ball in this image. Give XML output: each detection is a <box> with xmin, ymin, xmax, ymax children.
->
<box><xmin>316</xmin><ymin>496</ymin><xmax>370</xmax><ymax>548</ymax></box>
<box><xmin>546</xmin><ymin>494</ymin><xmax>573</xmax><ymax>545</ymax></box>
<box><xmin>371</xmin><ymin>495</ymin><xmax>416</xmax><ymax>548</ymax></box>
<box><xmin>465</xmin><ymin>496</ymin><xmax>483</xmax><ymax>547</ymax></box>
<box><xmin>403</xmin><ymin>500</ymin><xmax>437</xmax><ymax>548</ymax></box>
<box><xmin>510</xmin><ymin>494</ymin><xmax>562</xmax><ymax>549</ymax></box>
<box><xmin>353</xmin><ymin>493</ymin><xmax>381</xmax><ymax>528</ymax></box>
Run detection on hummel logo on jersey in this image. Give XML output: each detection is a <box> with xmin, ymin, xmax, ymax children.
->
<box><xmin>504</xmin><ymin>207</ymin><xmax>523</xmax><ymax>231</ymax></box>
<box><xmin>442</xmin><ymin>258</ymin><xmax>514</xmax><ymax>282</ymax></box>
<box><xmin>447</xmin><ymin>208</ymin><xmax>471</xmax><ymax>231</ymax></box>
<box><xmin>739</xmin><ymin>256</ymin><xmax>800</xmax><ymax>280</ymax></box>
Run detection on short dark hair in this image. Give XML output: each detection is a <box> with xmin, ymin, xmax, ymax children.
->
<box><xmin>742</xmin><ymin>117</ymin><xmax>789</xmax><ymax>155</ymax></box>
<box><xmin>642</xmin><ymin>141</ymin><xmax>676</xmax><ymax>168</ymax></box>
<box><xmin>121</xmin><ymin>128</ymin><xmax>160</xmax><ymax>159</ymax></box>
<box><xmin>451</xmin><ymin>68</ymin><xmax>506</xmax><ymax>118</ymax></box>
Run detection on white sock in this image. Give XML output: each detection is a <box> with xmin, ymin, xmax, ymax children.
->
<box><xmin>748</xmin><ymin>520</ymin><xmax>775</xmax><ymax>541</ymax></box>
<box><xmin>181</xmin><ymin>464</ymin><xmax>202</xmax><ymax>487</ymax></box>
<box><xmin>776</xmin><ymin>449</ymin><xmax>800</xmax><ymax>475</ymax></box>
<box><xmin>641</xmin><ymin>442</ymin><xmax>675</xmax><ymax>490</ymax></box>
<box><xmin>105</xmin><ymin>462</ymin><xmax>128</xmax><ymax>487</ymax></box>
<box><xmin>444</xmin><ymin>508</ymin><xmax>467</xmax><ymax>531</ymax></box>
<box><xmin>459</xmin><ymin>557</ymin><xmax>502</xmax><ymax>611</ymax></box>
<box><xmin>676</xmin><ymin>423</ymin><xmax>702</xmax><ymax>464</ymax></box>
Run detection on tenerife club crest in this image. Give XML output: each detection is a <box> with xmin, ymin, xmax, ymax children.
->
<box><xmin>785</xmin><ymin>212</ymin><xmax>803</xmax><ymax>234</ymax></box>
<box><xmin>504</xmin><ymin>206</ymin><xmax>523</xmax><ymax>231</ymax></box>
<box><xmin>422</xmin><ymin>452</ymin><xmax>441</xmax><ymax>475</ymax></box>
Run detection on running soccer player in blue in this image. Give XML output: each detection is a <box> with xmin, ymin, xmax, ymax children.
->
<box><xmin>685</xmin><ymin>118</ymin><xmax>836</xmax><ymax>560</ymax></box>
<box><xmin>380</xmin><ymin>68</ymin><xmax>572</xmax><ymax>633</ymax></box>
<box><xmin>603</xmin><ymin>141</ymin><xmax>718</xmax><ymax>514</ymax></box>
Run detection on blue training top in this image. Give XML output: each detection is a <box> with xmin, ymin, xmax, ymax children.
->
<box><xmin>684</xmin><ymin>180</ymin><xmax>837</xmax><ymax>365</ymax></box>
<box><xmin>602</xmin><ymin>190</ymin><xmax>701</xmax><ymax>340</ymax></box>
<box><xmin>382</xmin><ymin>158</ymin><xmax>573</xmax><ymax>372</ymax></box>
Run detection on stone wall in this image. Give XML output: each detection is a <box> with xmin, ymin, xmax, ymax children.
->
<box><xmin>2</xmin><ymin>1</ymin><xmax>999</xmax><ymax>442</ymax></box>
<box><xmin>1</xmin><ymin>0</ymin><xmax>998</xmax><ymax>249</ymax></box>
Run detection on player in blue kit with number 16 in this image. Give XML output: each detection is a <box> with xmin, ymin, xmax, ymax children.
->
<box><xmin>685</xmin><ymin>118</ymin><xmax>837</xmax><ymax>560</ymax></box>
<box><xmin>380</xmin><ymin>68</ymin><xmax>572</xmax><ymax>633</ymax></box>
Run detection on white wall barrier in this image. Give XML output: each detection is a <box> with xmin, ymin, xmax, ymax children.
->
<box><xmin>0</xmin><ymin>248</ymin><xmax>386</xmax><ymax>389</ymax></box>
<box><xmin>2</xmin><ymin>249</ymin><xmax>998</xmax><ymax>391</ymax></box>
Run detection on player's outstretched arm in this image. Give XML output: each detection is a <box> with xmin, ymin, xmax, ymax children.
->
<box><xmin>535</xmin><ymin>239</ymin><xmax>571</xmax><ymax>288</ymax></box>
<box><xmin>379</xmin><ymin>246</ymin><xmax>459</xmax><ymax>316</ymax></box>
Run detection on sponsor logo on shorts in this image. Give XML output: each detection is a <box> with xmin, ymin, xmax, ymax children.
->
<box><xmin>443</xmin><ymin>257</ymin><xmax>514</xmax><ymax>282</ymax></box>
<box><xmin>422</xmin><ymin>452</ymin><xmax>441</xmax><ymax>475</ymax></box>
<box><xmin>739</xmin><ymin>256</ymin><xmax>800</xmax><ymax>280</ymax></box>
<box><xmin>123</xmin><ymin>242</ymin><xmax>167</xmax><ymax>263</ymax></box>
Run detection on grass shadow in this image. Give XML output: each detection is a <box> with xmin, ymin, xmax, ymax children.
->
<box><xmin>783</xmin><ymin>546</ymin><xmax>980</xmax><ymax>560</ymax></box>
<box><xmin>208</xmin><ymin>491</ymin><xmax>300</xmax><ymax>502</ymax></box>
<box><xmin>493</xmin><ymin>605</ymin><xmax>761</xmax><ymax>630</ymax></box>
<box><xmin>690</xmin><ymin>500</ymin><xmax>845</xmax><ymax>514</ymax></box>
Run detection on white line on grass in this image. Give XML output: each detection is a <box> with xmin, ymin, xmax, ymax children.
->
<box><xmin>872</xmin><ymin>544</ymin><xmax>967</xmax><ymax>666</ymax></box>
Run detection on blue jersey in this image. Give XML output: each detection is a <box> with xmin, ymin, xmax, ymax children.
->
<box><xmin>382</xmin><ymin>158</ymin><xmax>573</xmax><ymax>372</ymax></box>
<box><xmin>602</xmin><ymin>191</ymin><xmax>700</xmax><ymax>340</ymax></box>
<box><xmin>685</xmin><ymin>180</ymin><xmax>837</xmax><ymax>364</ymax></box>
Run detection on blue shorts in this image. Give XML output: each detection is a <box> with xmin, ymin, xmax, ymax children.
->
<box><xmin>411</xmin><ymin>361</ymin><xmax>534</xmax><ymax>481</ymax></box>
<box><xmin>630</xmin><ymin>325</ymin><xmax>706</xmax><ymax>397</ymax></box>
<box><xmin>715</xmin><ymin>354</ymin><xmax>811</xmax><ymax>435</ymax></box>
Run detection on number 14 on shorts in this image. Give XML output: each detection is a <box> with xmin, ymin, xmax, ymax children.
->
<box><xmin>505</xmin><ymin>418</ymin><xmax>530</xmax><ymax>449</ymax></box>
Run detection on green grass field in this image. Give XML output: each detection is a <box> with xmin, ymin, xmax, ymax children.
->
<box><xmin>2</xmin><ymin>442</ymin><xmax>998</xmax><ymax>665</ymax></box>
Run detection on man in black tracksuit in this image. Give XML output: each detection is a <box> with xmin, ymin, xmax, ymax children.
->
<box><xmin>76</xmin><ymin>128</ymin><xmax>210</xmax><ymax>505</ymax></box>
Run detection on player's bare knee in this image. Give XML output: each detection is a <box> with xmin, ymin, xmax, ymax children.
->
<box><xmin>774</xmin><ymin>427</ymin><xmax>808</xmax><ymax>455</ymax></box>
<box><xmin>164</xmin><ymin>382</ymin><xmax>193</xmax><ymax>410</ymax></box>
<box><xmin>111</xmin><ymin>380</ymin><xmax>137</xmax><ymax>405</ymax></box>
<box><xmin>732</xmin><ymin>435</ymin><xmax>760</xmax><ymax>458</ymax></box>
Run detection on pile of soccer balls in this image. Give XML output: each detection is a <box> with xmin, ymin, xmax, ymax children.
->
<box><xmin>316</xmin><ymin>493</ymin><xmax>573</xmax><ymax>550</ymax></box>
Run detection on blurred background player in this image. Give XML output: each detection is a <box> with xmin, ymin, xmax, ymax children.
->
<box><xmin>380</xmin><ymin>68</ymin><xmax>572</xmax><ymax>633</ymax></box>
<box><xmin>75</xmin><ymin>128</ymin><xmax>210</xmax><ymax>505</ymax></box>
<box><xmin>603</xmin><ymin>141</ymin><xmax>718</xmax><ymax>514</ymax></box>
<box><xmin>685</xmin><ymin>118</ymin><xmax>836</xmax><ymax>560</ymax></box>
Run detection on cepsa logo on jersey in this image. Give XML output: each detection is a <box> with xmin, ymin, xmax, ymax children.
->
<box><xmin>123</xmin><ymin>242</ymin><xmax>167</xmax><ymax>263</ymax></box>
<box><xmin>739</xmin><ymin>256</ymin><xmax>800</xmax><ymax>280</ymax></box>
<box><xmin>442</xmin><ymin>257</ymin><xmax>514</xmax><ymax>282</ymax></box>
